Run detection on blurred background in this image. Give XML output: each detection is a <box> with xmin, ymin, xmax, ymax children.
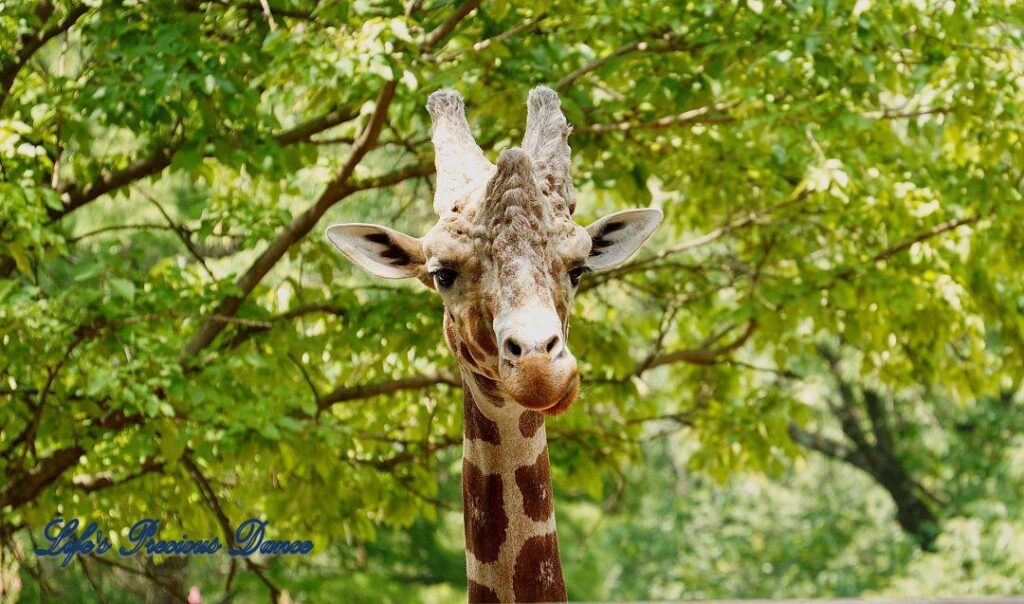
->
<box><xmin>2</xmin><ymin>0</ymin><xmax>1023</xmax><ymax>602</ymax></box>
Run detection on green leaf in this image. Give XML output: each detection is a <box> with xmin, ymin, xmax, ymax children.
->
<box><xmin>109</xmin><ymin>278</ymin><xmax>136</xmax><ymax>302</ymax></box>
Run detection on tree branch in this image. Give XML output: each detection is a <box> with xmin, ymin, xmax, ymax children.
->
<box><xmin>0</xmin><ymin>3</ymin><xmax>91</xmax><ymax>111</ymax></box>
<box><xmin>421</xmin><ymin>0</ymin><xmax>482</xmax><ymax>51</ymax></box>
<box><xmin>135</xmin><ymin>186</ymin><xmax>216</xmax><ymax>279</ymax></box>
<box><xmin>221</xmin><ymin>303</ymin><xmax>352</xmax><ymax>351</ymax></box>
<box><xmin>256</xmin><ymin>0</ymin><xmax>277</xmax><ymax>29</ymax></box>
<box><xmin>204</xmin><ymin>0</ymin><xmax>313</xmax><ymax>21</ymax></box>
<box><xmin>582</xmin><ymin>192</ymin><xmax>807</xmax><ymax>292</ymax></box>
<box><xmin>433</xmin><ymin>12</ymin><xmax>548</xmax><ymax>62</ymax></box>
<box><xmin>182</xmin><ymin>453</ymin><xmax>281</xmax><ymax>601</ymax></box>
<box><xmin>87</xmin><ymin>554</ymin><xmax>189</xmax><ymax>604</ymax></box>
<box><xmin>862</xmin><ymin>387</ymin><xmax>896</xmax><ymax>456</ymax></box>
<box><xmin>316</xmin><ymin>372</ymin><xmax>460</xmax><ymax>414</ymax></box>
<box><xmin>872</xmin><ymin>106</ymin><xmax>950</xmax><ymax>120</ymax></box>
<box><xmin>52</xmin><ymin>140</ymin><xmax>184</xmax><ymax>221</ymax></box>
<box><xmin>71</xmin><ymin>457</ymin><xmax>164</xmax><ymax>493</ymax></box>
<box><xmin>874</xmin><ymin>216</ymin><xmax>979</xmax><ymax>263</ymax></box>
<box><xmin>181</xmin><ymin>81</ymin><xmax>400</xmax><ymax>359</ymax></box>
<box><xmin>577</xmin><ymin>101</ymin><xmax>736</xmax><ymax>133</ymax></box>
<box><xmin>77</xmin><ymin>555</ymin><xmax>108</xmax><ymax>604</ymax></box>
<box><xmin>273</xmin><ymin>107</ymin><xmax>360</xmax><ymax>146</ymax></box>
<box><xmin>50</xmin><ymin>106</ymin><xmax>361</xmax><ymax>222</ymax></box>
<box><xmin>829</xmin><ymin>215</ymin><xmax>981</xmax><ymax>286</ymax></box>
<box><xmin>643</xmin><ymin>320</ymin><xmax>758</xmax><ymax>369</ymax></box>
<box><xmin>555</xmin><ymin>33</ymin><xmax>703</xmax><ymax>91</ymax></box>
<box><xmin>0</xmin><ymin>445</ymin><xmax>85</xmax><ymax>509</ymax></box>
<box><xmin>787</xmin><ymin>422</ymin><xmax>870</xmax><ymax>472</ymax></box>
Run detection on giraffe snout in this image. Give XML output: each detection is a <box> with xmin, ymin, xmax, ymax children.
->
<box><xmin>494</xmin><ymin>307</ymin><xmax>579</xmax><ymax>412</ymax></box>
<box><xmin>501</xmin><ymin>332</ymin><xmax>563</xmax><ymax>362</ymax></box>
<box><xmin>497</xmin><ymin>327</ymin><xmax>577</xmax><ymax>412</ymax></box>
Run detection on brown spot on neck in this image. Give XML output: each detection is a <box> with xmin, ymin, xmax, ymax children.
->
<box><xmin>468</xmin><ymin>580</ymin><xmax>500</xmax><ymax>603</ymax></box>
<box><xmin>463</xmin><ymin>387</ymin><xmax>501</xmax><ymax>445</ymax></box>
<box><xmin>519</xmin><ymin>410</ymin><xmax>544</xmax><ymax>438</ymax></box>
<box><xmin>472</xmin><ymin>303</ymin><xmax>499</xmax><ymax>356</ymax></box>
<box><xmin>512</xmin><ymin>532</ymin><xmax>566</xmax><ymax>602</ymax></box>
<box><xmin>515</xmin><ymin>445</ymin><xmax>553</xmax><ymax>522</ymax></box>
<box><xmin>474</xmin><ymin>373</ymin><xmax>503</xmax><ymax>406</ymax></box>
<box><xmin>462</xmin><ymin>460</ymin><xmax>507</xmax><ymax>564</ymax></box>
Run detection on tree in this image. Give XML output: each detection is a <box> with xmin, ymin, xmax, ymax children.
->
<box><xmin>2</xmin><ymin>0</ymin><xmax>1022</xmax><ymax>600</ymax></box>
<box><xmin>788</xmin><ymin>347</ymin><xmax>942</xmax><ymax>550</ymax></box>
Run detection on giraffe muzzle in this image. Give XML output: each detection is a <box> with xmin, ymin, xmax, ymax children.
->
<box><xmin>499</xmin><ymin>348</ymin><xmax>579</xmax><ymax>412</ymax></box>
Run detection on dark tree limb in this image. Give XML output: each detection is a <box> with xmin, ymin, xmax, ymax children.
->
<box><xmin>51</xmin><ymin>140</ymin><xmax>184</xmax><ymax>221</ymax></box>
<box><xmin>316</xmin><ymin>372</ymin><xmax>460</xmax><ymax>415</ymax></box>
<box><xmin>71</xmin><ymin>457</ymin><xmax>164</xmax><ymax>493</ymax></box>
<box><xmin>787</xmin><ymin>422</ymin><xmax>869</xmax><ymax>471</ymax></box>
<box><xmin>790</xmin><ymin>350</ymin><xmax>942</xmax><ymax>551</ymax></box>
<box><xmin>862</xmin><ymin>387</ymin><xmax>896</xmax><ymax>455</ymax></box>
<box><xmin>273</xmin><ymin>107</ymin><xmax>360</xmax><ymax>146</ymax></box>
<box><xmin>220</xmin><ymin>303</ymin><xmax>352</xmax><ymax>351</ymax></box>
<box><xmin>1</xmin><ymin>445</ymin><xmax>85</xmax><ymax>509</ymax></box>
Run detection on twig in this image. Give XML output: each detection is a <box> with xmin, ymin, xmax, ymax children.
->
<box><xmin>68</xmin><ymin>223</ymin><xmax>178</xmax><ymax>242</ymax></box>
<box><xmin>257</xmin><ymin>0</ymin><xmax>277</xmax><ymax>29</ymax></box>
<box><xmin>77</xmin><ymin>556</ymin><xmax>108</xmax><ymax>604</ymax></box>
<box><xmin>421</xmin><ymin>0</ymin><xmax>482</xmax><ymax>51</ymax></box>
<box><xmin>182</xmin><ymin>453</ymin><xmax>282</xmax><ymax>601</ymax></box>
<box><xmin>555</xmin><ymin>32</ymin><xmax>702</xmax><ymax>91</ymax></box>
<box><xmin>288</xmin><ymin>353</ymin><xmax>321</xmax><ymax>406</ymax></box>
<box><xmin>135</xmin><ymin>186</ymin><xmax>216</xmax><ymax>280</ymax></box>
<box><xmin>643</xmin><ymin>320</ymin><xmax>758</xmax><ymax>369</ymax></box>
<box><xmin>88</xmin><ymin>555</ymin><xmax>188</xmax><ymax>603</ymax></box>
<box><xmin>434</xmin><ymin>12</ymin><xmax>548</xmax><ymax>62</ymax></box>
<box><xmin>578</xmin><ymin>101</ymin><xmax>737</xmax><ymax>133</ymax></box>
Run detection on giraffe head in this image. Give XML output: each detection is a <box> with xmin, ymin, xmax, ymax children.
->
<box><xmin>327</xmin><ymin>87</ymin><xmax>661</xmax><ymax>415</ymax></box>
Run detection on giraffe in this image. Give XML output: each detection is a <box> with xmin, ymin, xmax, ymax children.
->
<box><xmin>326</xmin><ymin>87</ymin><xmax>661</xmax><ymax>602</ymax></box>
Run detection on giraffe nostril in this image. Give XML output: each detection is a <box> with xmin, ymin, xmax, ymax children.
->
<box><xmin>544</xmin><ymin>335</ymin><xmax>560</xmax><ymax>354</ymax></box>
<box><xmin>505</xmin><ymin>338</ymin><xmax>522</xmax><ymax>358</ymax></box>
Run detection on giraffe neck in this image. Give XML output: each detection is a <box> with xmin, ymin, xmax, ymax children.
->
<box><xmin>460</xmin><ymin>370</ymin><xmax>567</xmax><ymax>603</ymax></box>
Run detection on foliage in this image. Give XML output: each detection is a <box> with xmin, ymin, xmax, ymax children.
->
<box><xmin>1</xmin><ymin>0</ymin><xmax>1023</xmax><ymax>601</ymax></box>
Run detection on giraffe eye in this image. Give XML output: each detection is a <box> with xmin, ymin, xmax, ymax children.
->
<box><xmin>568</xmin><ymin>265</ymin><xmax>591</xmax><ymax>287</ymax></box>
<box><xmin>431</xmin><ymin>268</ymin><xmax>458</xmax><ymax>289</ymax></box>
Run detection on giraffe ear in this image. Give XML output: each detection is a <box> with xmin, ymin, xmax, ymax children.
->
<box><xmin>585</xmin><ymin>208</ymin><xmax>663</xmax><ymax>271</ymax></box>
<box><xmin>325</xmin><ymin>223</ymin><xmax>425</xmax><ymax>279</ymax></box>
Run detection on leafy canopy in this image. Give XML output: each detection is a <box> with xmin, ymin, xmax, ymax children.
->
<box><xmin>1</xmin><ymin>0</ymin><xmax>1022</xmax><ymax>600</ymax></box>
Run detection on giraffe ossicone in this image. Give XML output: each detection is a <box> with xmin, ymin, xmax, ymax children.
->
<box><xmin>327</xmin><ymin>86</ymin><xmax>661</xmax><ymax>602</ymax></box>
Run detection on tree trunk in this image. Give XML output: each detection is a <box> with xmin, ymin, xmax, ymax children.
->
<box><xmin>143</xmin><ymin>557</ymin><xmax>189</xmax><ymax>604</ymax></box>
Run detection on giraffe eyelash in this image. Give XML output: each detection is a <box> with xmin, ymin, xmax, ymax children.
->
<box><xmin>567</xmin><ymin>265</ymin><xmax>591</xmax><ymax>286</ymax></box>
<box><xmin>430</xmin><ymin>267</ymin><xmax>458</xmax><ymax>288</ymax></box>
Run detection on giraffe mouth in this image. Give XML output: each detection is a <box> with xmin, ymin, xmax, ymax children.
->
<box><xmin>508</xmin><ymin>370</ymin><xmax>579</xmax><ymax>415</ymax></box>
<box><xmin>538</xmin><ymin>373</ymin><xmax>580</xmax><ymax>416</ymax></box>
